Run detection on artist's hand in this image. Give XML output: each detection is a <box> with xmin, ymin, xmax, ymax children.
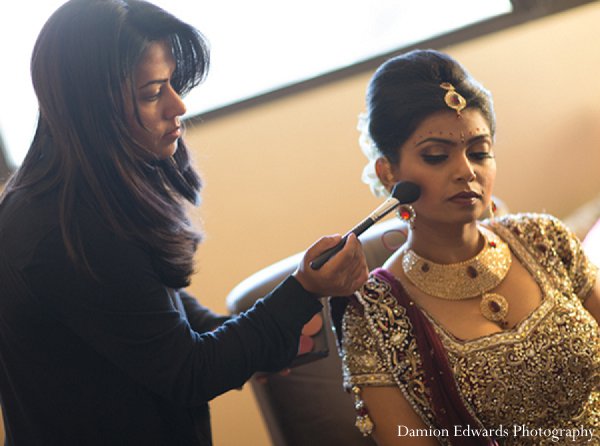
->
<box><xmin>293</xmin><ymin>234</ymin><xmax>368</xmax><ymax>297</ymax></box>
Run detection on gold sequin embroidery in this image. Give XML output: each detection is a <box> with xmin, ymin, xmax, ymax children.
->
<box><xmin>339</xmin><ymin>214</ymin><xmax>600</xmax><ymax>445</ymax></box>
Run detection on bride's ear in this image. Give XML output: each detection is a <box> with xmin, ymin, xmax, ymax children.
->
<box><xmin>375</xmin><ymin>157</ymin><xmax>396</xmax><ymax>193</ymax></box>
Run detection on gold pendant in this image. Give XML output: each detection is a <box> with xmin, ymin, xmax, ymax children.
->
<box><xmin>480</xmin><ymin>293</ymin><xmax>509</xmax><ymax>327</ymax></box>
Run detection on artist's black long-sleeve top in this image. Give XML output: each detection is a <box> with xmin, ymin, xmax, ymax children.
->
<box><xmin>0</xmin><ymin>188</ymin><xmax>322</xmax><ymax>445</ymax></box>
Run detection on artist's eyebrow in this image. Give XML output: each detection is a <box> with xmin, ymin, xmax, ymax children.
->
<box><xmin>138</xmin><ymin>79</ymin><xmax>168</xmax><ymax>90</ymax></box>
<box><xmin>415</xmin><ymin>134</ymin><xmax>491</xmax><ymax>147</ymax></box>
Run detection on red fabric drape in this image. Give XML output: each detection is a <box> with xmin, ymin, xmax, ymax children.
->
<box><xmin>374</xmin><ymin>269</ymin><xmax>498</xmax><ymax>446</ymax></box>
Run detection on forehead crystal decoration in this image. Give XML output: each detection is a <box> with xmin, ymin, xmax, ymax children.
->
<box><xmin>440</xmin><ymin>82</ymin><xmax>467</xmax><ymax>116</ymax></box>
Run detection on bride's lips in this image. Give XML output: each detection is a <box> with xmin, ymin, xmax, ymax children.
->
<box><xmin>448</xmin><ymin>190</ymin><xmax>482</xmax><ymax>204</ymax></box>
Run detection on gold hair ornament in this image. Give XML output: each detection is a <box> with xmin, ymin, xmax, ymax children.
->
<box><xmin>440</xmin><ymin>82</ymin><xmax>467</xmax><ymax>116</ymax></box>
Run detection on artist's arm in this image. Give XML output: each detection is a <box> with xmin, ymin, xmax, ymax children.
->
<box><xmin>179</xmin><ymin>290</ymin><xmax>229</xmax><ymax>333</ymax></box>
<box><xmin>360</xmin><ymin>386</ymin><xmax>439</xmax><ymax>446</ymax></box>
<box><xmin>26</xmin><ymin>221</ymin><xmax>322</xmax><ymax>405</ymax></box>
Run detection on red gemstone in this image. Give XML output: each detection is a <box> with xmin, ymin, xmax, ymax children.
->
<box><xmin>400</xmin><ymin>210</ymin><xmax>411</xmax><ymax>220</ymax></box>
<box><xmin>467</xmin><ymin>266</ymin><xmax>478</xmax><ymax>278</ymax></box>
<box><xmin>489</xmin><ymin>301</ymin><xmax>501</xmax><ymax>313</ymax></box>
<box><xmin>357</xmin><ymin>407</ymin><xmax>368</xmax><ymax>417</ymax></box>
<box><xmin>489</xmin><ymin>241</ymin><xmax>497</xmax><ymax>248</ymax></box>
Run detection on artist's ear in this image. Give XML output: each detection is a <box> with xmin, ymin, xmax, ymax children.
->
<box><xmin>375</xmin><ymin>157</ymin><xmax>396</xmax><ymax>193</ymax></box>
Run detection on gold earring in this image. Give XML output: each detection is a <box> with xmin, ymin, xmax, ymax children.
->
<box><xmin>397</xmin><ymin>205</ymin><xmax>416</xmax><ymax>230</ymax></box>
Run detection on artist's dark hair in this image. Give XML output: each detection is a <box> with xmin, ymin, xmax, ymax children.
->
<box><xmin>1</xmin><ymin>0</ymin><xmax>209</xmax><ymax>288</ymax></box>
<box><xmin>367</xmin><ymin>49</ymin><xmax>495</xmax><ymax>163</ymax></box>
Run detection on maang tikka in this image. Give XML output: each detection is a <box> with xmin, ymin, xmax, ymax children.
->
<box><xmin>440</xmin><ymin>82</ymin><xmax>466</xmax><ymax>116</ymax></box>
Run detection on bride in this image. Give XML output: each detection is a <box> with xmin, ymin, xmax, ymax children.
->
<box><xmin>331</xmin><ymin>49</ymin><xmax>600</xmax><ymax>445</ymax></box>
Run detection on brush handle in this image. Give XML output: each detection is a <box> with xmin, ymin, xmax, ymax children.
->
<box><xmin>309</xmin><ymin>218</ymin><xmax>374</xmax><ymax>270</ymax></box>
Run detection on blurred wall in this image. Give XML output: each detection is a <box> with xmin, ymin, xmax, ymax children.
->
<box><xmin>185</xmin><ymin>3</ymin><xmax>600</xmax><ymax>445</ymax></box>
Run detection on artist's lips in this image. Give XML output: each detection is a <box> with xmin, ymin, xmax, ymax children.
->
<box><xmin>165</xmin><ymin>127</ymin><xmax>181</xmax><ymax>138</ymax></box>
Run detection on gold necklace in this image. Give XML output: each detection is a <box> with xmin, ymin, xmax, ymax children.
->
<box><xmin>401</xmin><ymin>227</ymin><xmax>512</xmax><ymax>327</ymax></box>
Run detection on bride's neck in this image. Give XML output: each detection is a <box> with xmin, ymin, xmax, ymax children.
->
<box><xmin>404</xmin><ymin>220</ymin><xmax>484</xmax><ymax>264</ymax></box>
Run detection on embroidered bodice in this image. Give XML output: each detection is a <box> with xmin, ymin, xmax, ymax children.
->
<box><xmin>338</xmin><ymin>214</ymin><xmax>600</xmax><ymax>445</ymax></box>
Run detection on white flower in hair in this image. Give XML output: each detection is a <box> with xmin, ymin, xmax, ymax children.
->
<box><xmin>357</xmin><ymin>112</ymin><xmax>388</xmax><ymax>198</ymax></box>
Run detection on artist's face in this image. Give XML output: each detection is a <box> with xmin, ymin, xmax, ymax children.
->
<box><xmin>125</xmin><ymin>40</ymin><xmax>186</xmax><ymax>159</ymax></box>
<box><xmin>385</xmin><ymin>108</ymin><xmax>496</xmax><ymax>227</ymax></box>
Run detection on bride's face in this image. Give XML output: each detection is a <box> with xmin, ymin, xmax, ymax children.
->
<box><xmin>389</xmin><ymin>108</ymin><xmax>496</xmax><ymax>227</ymax></box>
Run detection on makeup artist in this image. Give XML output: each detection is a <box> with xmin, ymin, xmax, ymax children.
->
<box><xmin>0</xmin><ymin>1</ymin><xmax>368</xmax><ymax>445</ymax></box>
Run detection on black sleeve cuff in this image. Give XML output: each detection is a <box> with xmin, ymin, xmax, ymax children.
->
<box><xmin>260</xmin><ymin>275</ymin><xmax>323</xmax><ymax>331</ymax></box>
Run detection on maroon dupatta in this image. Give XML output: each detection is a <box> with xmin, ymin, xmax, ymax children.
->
<box><xmin>373</xmin><ymin>268</ymin><xmax>498</xmax><ymax>446</ymax></box>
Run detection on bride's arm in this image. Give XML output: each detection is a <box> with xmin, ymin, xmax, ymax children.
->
<box><xmin>361</xmin><ymin>386</ymin><xmax>441</xmax><ymax>446</ymax></box>
<box><xmin>583</xmin><ymin>277</ymin><xmax>600</xmax><ymax>324</ymax></box>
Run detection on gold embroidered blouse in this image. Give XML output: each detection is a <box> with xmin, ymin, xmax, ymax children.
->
<box><xmin>339</xmin><ymin>214</ymin><xmax>600</xmax><ymax>445</ymax></box>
